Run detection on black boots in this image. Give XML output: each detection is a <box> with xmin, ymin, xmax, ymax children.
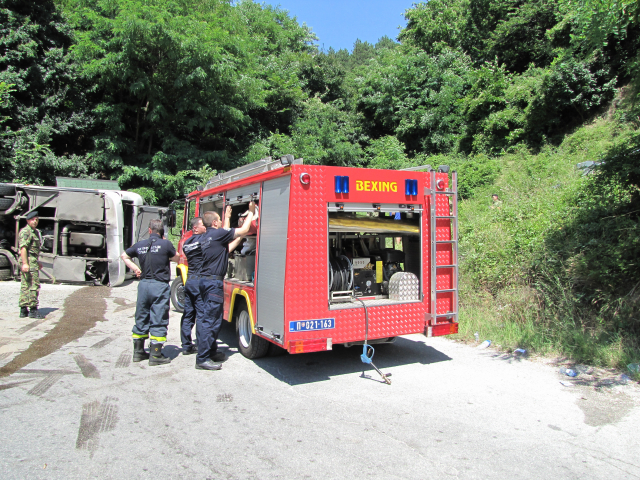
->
<box><xmin>28</xmin><ymin>308</ymin><xmax>44</xmax><ymax>318</ymax></box>
<box><xmin>20</xmin><ymin>307</ymin><xmax>43</xmax><ymax>318</ymax></box>
<box><xmin>195</xmin><ymin>360</ymin><xmax>222</xmax><ymax>371</ymax></box>
<box><xmin>149</xmin><ymin>342</ymin><xmax>171</xmax><ymax>366</ymax></box>
<box><xmin>210</xmin><ymin>350</ymin><xmax>226</xmax><ymax>362</ymax></box>
<box><xmin>183</xmin><ymin>344</ymin><xmax>198</xmax><ymax>355</ymax></box>
<box><xmin>132</xmin><ymin>338</ymin><xmax>150</xmax><ymax>362</ymax></box>
<box><xmin>133</xmin><ymin>340</ymin><xmax>170</xmax><ymax>365</ymax></box>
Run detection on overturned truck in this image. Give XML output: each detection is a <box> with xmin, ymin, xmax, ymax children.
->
<box><xmin>0</xmin><ymin>182</ymin><xmax>174</xmax><ymax>286</ymax></box>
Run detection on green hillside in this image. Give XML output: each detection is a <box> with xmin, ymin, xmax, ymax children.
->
<box><xmin>453</xmin><ymin>111</ymin><xmax>640</xmax><ymax>368</ymax></box>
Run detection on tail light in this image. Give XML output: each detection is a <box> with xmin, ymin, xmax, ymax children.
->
<box><xmin>288</xmin><ymin>338</ymin><xmax>333</xmax><ymax>353</ymax></box>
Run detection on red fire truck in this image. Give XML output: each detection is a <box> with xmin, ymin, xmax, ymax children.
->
<box><xmin>170</xmin><ymin>155</ymin><xmax>458</xmax><ymax>359</ymax></box>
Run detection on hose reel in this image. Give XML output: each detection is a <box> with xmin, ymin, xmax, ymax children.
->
<box><xmin>329</xmin><ymin>254</ymin><xmax>353</xmax><ymax>292</ymax></box>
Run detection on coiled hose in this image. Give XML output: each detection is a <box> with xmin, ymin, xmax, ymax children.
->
<box><xmin>329</xmin><ymin>254</ymin><xmax>353</xmax><ymax>291</ymax></box>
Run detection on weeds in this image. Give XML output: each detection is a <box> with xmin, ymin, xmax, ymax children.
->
<box><xmin>446</xmin><ymin>112</ymin><xmax>640</xmax><ymax>369</ymax></box>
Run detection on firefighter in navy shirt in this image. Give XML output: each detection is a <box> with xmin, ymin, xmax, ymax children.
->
<box><xmin>179</xmin><ymin>216</ymin><xmax>206</xmax><ymax>355</ymax></box>
<box><xmin>121</xmin><ymin>219</ymin><xmax>180</xmax><ymax>365</ymax></box>
<box><xmin>195</xmin><ymin>202</ymin><xmax>255</xmax><ymax>371</ymax></box>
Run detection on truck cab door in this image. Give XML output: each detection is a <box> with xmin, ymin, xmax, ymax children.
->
<box><xmin>135</xmin><ymin>206</ymin><xmax>169</xmax><ymax>242</ymax></box>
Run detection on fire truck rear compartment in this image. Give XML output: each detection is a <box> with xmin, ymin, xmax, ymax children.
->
<box><xmin>328</xmin><ymin>209</ymin><xmax>422</xmax><ymax>309</ymax></box>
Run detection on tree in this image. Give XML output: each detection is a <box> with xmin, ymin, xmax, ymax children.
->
<box><xmin>352</xmin><ymin>46</ymin><xmax>473</xmax><ymax>155</ymax></box>
<box><xmin>365</xmin><ymin>135</ymin><xmax>410</xmax><ymax>169</ymax></box>
<box><xmin>486</xmin><ymin>0</ymin><xmax>567</xmax><ymax>73</ymax></box>
<box><xmin>399</xmin><ymin>0</ymin><xmax>469</xmax><ymax>54</ymax></box>
<box><xmin>60</xmin><ymin>0</ymin><xmax>315</xmax><ymax>202</ymax></box>
<box><xmin>559</xmin><ymin>0</ymin><xmax>640</xmax><ymax>50</ymax></box>
<box><xmin>0</xmin><ymin>0</ymin><xmax>94</xmax><ymax>184</ymax></box>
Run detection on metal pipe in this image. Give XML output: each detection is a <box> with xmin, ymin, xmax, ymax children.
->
<box><xmin>60</xmin><ymin>224</ymin><xmax>84</xmax><ymax>256</ymax></box>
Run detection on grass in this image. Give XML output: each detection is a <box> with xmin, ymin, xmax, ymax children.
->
<box><xmin>443</xmin><ymin>114</ymin><xmax>640</xmax><ymax>371</ymax></box>
<box><xmin>456</xmin><ymin>286</ymin><xmax>640</xmax><ymax>371</ymax></box>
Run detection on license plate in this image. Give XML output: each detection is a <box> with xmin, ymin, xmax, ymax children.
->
<box><xmin>289</xmin><ymin>318</ymin><xmax>335</xmax><ymax>332</ymax></box>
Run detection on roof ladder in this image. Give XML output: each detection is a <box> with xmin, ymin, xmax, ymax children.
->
<box><xmin>427</xmin><ymin>169</ymin><xmax>458</xmax><ymax>326</ymax></box>
<box><xmin>205</xmin><ymin>155</ymin><xmax>303</xmax><ymax>190</ymax></box>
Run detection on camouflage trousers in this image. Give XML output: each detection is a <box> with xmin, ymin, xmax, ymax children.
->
<box><xmin>19</xmin><ymin>259</ymin><xmax>40</xmax><ymax>308</ymax></box>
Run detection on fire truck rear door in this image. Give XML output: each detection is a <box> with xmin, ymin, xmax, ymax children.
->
<box><xmin>255</xmin><ymin>176</ymin><xmax>290</xmax><ymax>340</ymax></box>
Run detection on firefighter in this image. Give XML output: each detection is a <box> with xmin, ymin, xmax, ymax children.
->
<box><xmin>195</xmin><ymin>202</ymin><xmax>255</xmax><ymax>371</ymax></box>
<box><xmin>18</xmin><ymin>211</ymin><xmax>44</xmax><ymax>318</ymax></box>
<box><xmin>121</xmin><ymin>219</ymin><xmax>180</xmax><ymax>365</ymax></box>
<box><xmin>237</xmin><ymin>205</ymin><xmax>259</xmax><ymax>255</ymax></box>
<box><xmin>180</xmin><ymin>216</ymin><xmax>206</xmax><ymax>355</ymax></box>
<box><xmin>182</xmin><ymin>207</ymin><xmax>245</xmax><ymax>358</ymax></box>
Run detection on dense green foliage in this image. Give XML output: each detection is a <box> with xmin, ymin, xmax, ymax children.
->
<box><xmin>1</xmin><ymin>0</ymin><xmax>639</xmax><ymax>366</ymax></box>
<box><xmin>455</xmin><ymin>119</ymin><xmax>640</xmax><ymax>368</ymax></box>
<box><xmin>2</xmin><ymin>0</ymin><xmax>637</xmax><ymax>193</ymax></box>
<box><xmin>0</xmin><ymin>0</ymin><xmax>94</xmax><ymax>183</ymax></box>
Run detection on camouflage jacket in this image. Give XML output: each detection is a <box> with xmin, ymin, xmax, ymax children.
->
<box><xmin>19</xmin><ymin>225</ymin><xmax>41</xmax><ymax>259</ymax></box>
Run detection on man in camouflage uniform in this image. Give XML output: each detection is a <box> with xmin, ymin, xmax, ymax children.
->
<box><xmin>19</xmin><ymin>211</ymin><xmax>44</xmax><ymax>318</ymax></box>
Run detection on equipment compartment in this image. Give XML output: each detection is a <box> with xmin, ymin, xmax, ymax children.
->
<box><xmin>327</xmin><ymin>207</ymin><xmax>422</xmax><ymax>308</ymax></box>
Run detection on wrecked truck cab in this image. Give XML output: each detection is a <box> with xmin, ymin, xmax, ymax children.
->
<box><xmin>0</xmin><ymin>182</ymin><xmax>169</xmax><ymax>286</ymax></box>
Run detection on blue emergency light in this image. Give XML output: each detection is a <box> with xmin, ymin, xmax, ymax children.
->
<box><xmin>405</xmin><ymin>179</ymin><xmax>418</xmax><ymax>196</ymax></box>
<box><xmin>335</xmin><ymin>176</ymin><xmax>349</xmax><ymax>193</ymax></box>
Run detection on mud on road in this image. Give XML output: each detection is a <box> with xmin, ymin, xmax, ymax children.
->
<box><xmin>0</xmin><ymin>286</ymin><xmax>110</xmax><ymax>378</ymax></box>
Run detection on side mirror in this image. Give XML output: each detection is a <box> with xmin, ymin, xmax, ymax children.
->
<box><xmin>166</xmin><ymin>209</ymin><xmax>177</xmax><ymax>229</ymax></box>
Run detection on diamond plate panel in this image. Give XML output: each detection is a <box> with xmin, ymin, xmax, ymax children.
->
<box><xmin>284</xmin><ymin>165</ymin><xmax>432</xmax><ymax>344</ymax></box>
<box><xmin>437</xmin><ymin>293</ymin><xmax>454</xmax><ymax>315</ymax></box>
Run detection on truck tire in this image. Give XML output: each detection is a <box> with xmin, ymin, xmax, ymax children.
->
<box><xmin>0</xmin><ymin>198</ymin><xmax>14</xmax><ymax>210</ymax></box>
<box><xmin>170</xmin><ymin>276</ymin><xmax>185</xmax><ymax>313</ymax></box>
<box><xmin>235</xmin><ymin>304</ymin><xmax>269</xmax><ymax>359</ymax></box>
<box><xmin>0</xmin><ymin>183</ymin><xmax>16</xmax><ymax>196</ymax></box>
<box><xmin>0</xmin><ymin>268</ymin><xmax>12</xmax><ymax>281</ymax></box>
<box><xmin>0</xmin><ymin>255</ymin><xmax>10</xmax><ymax>268</ymax></box>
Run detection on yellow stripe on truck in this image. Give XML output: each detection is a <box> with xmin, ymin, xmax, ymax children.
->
<box><xmin>228</xmin><ymin>288</ymin><xmax>256</xmax><ymax>334</ymax></box>
<box><xmin>177</xmin><ymin>264</ymin><xmax>188</xmax><ymax>284</ymax></box>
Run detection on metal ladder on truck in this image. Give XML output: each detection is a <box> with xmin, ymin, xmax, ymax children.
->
<box><xmin>204</xmin><ymin>155</ymin><xmax>303</xmax><ymax>189</ymax></box>
<box><xmin>426</xmin><ymin>169</ymin><xmax>459</xmax><ymax>334</ymax></box>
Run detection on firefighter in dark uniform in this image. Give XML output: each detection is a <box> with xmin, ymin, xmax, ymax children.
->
<box><xmin>18</xmin><ymin>211</ymin><xmax>44</xmax><ymax>318</ymax></box>
<box><xmin>195</xmin><ymin>203</ymin><xmax>255</xmax><ymax>370</ymax></box>
<box><xmin>180</xmin><ymin>216</ymin><xmax>206</xmax><ymax>355</ymax></box>
<box><xmin>121</xmin><ymin>219</ymin><xmax>180</xmax><ymax>365</ymax></box>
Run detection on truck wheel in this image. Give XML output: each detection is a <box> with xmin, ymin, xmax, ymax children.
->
<box><xmin>0</xmin><ymin>198</ymin><xmax>13</xmax><ymax>210</ymax></box>
<box><xmin>0</xmin><ymin>255</ymin><xmax>10</xmax><ymax>268</ymax></box>
<box><xmin>0</xmin><ymin>183</ymin><xmax>16</xmax><ymax>196</ymax></box>
<box><xmin>0</xmin><ymin>268</ymin><xmax>12</xmax><ymax>281</ymax></box>
<box><xmin>170</xmin><ymin>276</ymin><xmax>185</xmax><ymax>313</ymax></box>
<box><xmin>235</xmin><ymin>305</ymin><xmax>269</xmax><ymax>359</ymax></box>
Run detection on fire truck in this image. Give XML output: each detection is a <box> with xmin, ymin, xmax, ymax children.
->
<box><xmin>170</xmin><ymin>155</ymin><xmax>458</xmax><ymax>359</ymax></box>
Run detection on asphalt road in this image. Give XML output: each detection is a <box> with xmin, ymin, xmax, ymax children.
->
<box><xmin>0</xmin><ymin>278</ymin><xmax>639</xmax><ymax>480</ymax></box>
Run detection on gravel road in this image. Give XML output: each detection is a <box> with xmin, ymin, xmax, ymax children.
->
<box><xmin>0</xmin><ymin>278</ymin><xmax>638</xmax><ymax>480</ymax></box>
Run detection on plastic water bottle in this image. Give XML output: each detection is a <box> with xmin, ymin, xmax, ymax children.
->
<box><xmin>474</xmin><ymin>332</ymin><xmax>479</xmax><ymax>343</ymax></box>
<box><xmin>560</xmin><ymin>367</ymin><xmax>578</xmax><ymax>377</ymax></box>
<box><xmin>514</xmin><ymin>348</ymin><xmax>526</xmax><ymax>356</ymax></box>
<box><xmin>478</xmin><ymin>340</ymin><xmax>491</xmax><ymax>349</ymax></box>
